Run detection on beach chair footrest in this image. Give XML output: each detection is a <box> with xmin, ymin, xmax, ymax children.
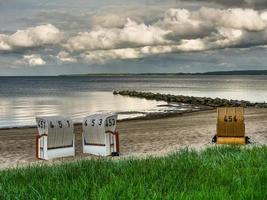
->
<box><xmin>212</xmin><ymin>136</ymin><xmax>251</xmax><ymax>144</ymax></box>
<box><xmin>216</xmin><ymin>137</ymin><xmax>246</xmax><ymax>144</ymax></box>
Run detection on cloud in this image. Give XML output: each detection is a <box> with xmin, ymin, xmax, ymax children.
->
<box><xmin>16</xmin><ymin>54</ymin><xmax>46</xmax><ymax>66</ymax></box>
<box><xmin>89</xmin><ymin>5</ymin><xmax>168</xmax><ymax>28</ymax></box>
<box><xmin>56</xmin><ymin>51</ymin><xmax>77</xmax><ymax>63</ymax></box>
<box><xmin>216</xmin><ymin>62</ymin><xmax>237</xmax><ymax>68</ymax></box>
<box><xmin>82</xmin><ymin>40</ymin><xmax>209</xmax><ymax>64</ymax></box>
<box><xmin>76</xmin><ymin>7</ymin><xmax>267</xmax><ymax>63</ymax></box>
<box><xmin>64</xmin><ymin>18</ymin><xmax>171</xmax><ymax>52</ymax></box>
<box><xmin>82</xmin><ymin>48</ymin><xmax>142</xmax><ymax>63</ymax></box>
<box><xmin>155</xmin><ymin>8</ymin><xmax>214</xmax><ymax>40</ymax></box>
<box><xmin>90</xmin><ymin>14</ymin><xmax>128</xmax><ymax>28</ymax></box>
<box><xmin>4</xmin><ymin>6</ymin><xmax>267</xmax><ymax>65</ymax></box>
<box><xmin>195</xmin><ymin>7</ymin><xmax>267</xmax><ymax>31</ymax></box>
<box><xmin>155</xmin><ymin>7</ymin><xmax>267</xmax><ymax>42</ymax></box>
<box><xmin>0</xmin><ymin>24</ymin><xmax>63</xmax><ymax>51</ymax></box>
<box><xmin>179</xmin><ymin>0</ymin><xmax>267</xmax><ymax>9</ymax></box>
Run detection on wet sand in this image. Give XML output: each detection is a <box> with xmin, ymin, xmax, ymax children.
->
<box><xmin>0</xmin><ymin>108</ymin><xmax>267</xmax><ymax>170</ymax></box>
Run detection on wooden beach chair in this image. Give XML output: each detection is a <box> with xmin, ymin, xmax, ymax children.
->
<box><xmin>214</xmin><ymin>107</ymin><xmax>248</xmax><ymax>144</ymax></box>
<box><xmin>36</xmin><ymin>117</ymin><xmax>75</xmax><ymax>160</ymax></box>
<box><xmin>82</xmin><ymin>113</ymin><xmax>119</xmax><ymax>156</ymax></box>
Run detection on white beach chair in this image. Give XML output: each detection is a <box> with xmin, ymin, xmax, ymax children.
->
<box><xmin>36</xmin><ymin>117</ymin><xmax>75</xmax><ymax>160</ymax></box>
<box><xmin>82</xmin><ymin>113</ymin><xmax>119</xmax><ymax>156</ymax></box>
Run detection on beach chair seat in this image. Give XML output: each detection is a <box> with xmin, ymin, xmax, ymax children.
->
<box><xmin>82</xmin><ymin>113</ymin><xmax>119</xmax><ymax>156</ymax></box>
<box><xmin>36</xmin><ymin>117</ymin><xmax>75</xmax><ymax>160</ymax></box>
<box><xmin>214</xmin><ymin>107</ymin><xmax>248</xmax><ymax>144</ymax></box>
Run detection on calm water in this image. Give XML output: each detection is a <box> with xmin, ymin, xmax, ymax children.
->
<box><xmin>0</xmin><ymin>75</ymin><xmax>267</xmax><ymax>128</ymax></box>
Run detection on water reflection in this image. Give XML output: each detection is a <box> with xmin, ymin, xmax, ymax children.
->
<box><xmin>1</xmin><ymin>75</ymin><xmax>267</xmax><ymax>128</ymax></box>
<box><xmin>0</xmin><ymin>92</ymin><xmax>167</xmax><ymax>128</ymax></box>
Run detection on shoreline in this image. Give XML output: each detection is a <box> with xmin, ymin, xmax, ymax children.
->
<box><xmin>1</xmin><ymin>89</ymin><xmax>266</xmax><ymax>130</ymax></box>
<box><xmin>0</xmin><ymin>108</ymin><xmax>267</xmax><ymax>170</ymax></box>
<box><xmin>0</xmin><ymin>103</ymin><xmax>213</xmax><ymax>130</ymax></box>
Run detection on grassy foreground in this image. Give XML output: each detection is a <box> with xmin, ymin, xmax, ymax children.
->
<box><xmin>0</xmin><ymin>146</ymin><xmax>266</xmax><ymax>200</ymax></box>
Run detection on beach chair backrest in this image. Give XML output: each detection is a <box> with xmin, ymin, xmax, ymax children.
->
<box><xmin>83</xmin><ymin>113</ymin><xmax>117</xmax><ymax>146</ymax></box>
<box><xmin>36</xmin><ymin>117</ymin><xmax>73</xmax><ymax>149</ymax></box>
<box><xmin>217</xmin><ymin>107</ymin><xmax>245</xmax><ymax>137</ymax></box>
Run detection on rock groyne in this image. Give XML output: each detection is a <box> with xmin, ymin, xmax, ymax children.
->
<box><xmin>113</xmin><ymin>90</ymin><xmax>267</xmax><ymax>108</ymax></box>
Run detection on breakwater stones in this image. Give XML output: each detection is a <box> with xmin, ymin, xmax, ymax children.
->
<box><xmin>113</xmin><ymin>90</ymin><xmax>267</xmax><ymax>108</ymax></box>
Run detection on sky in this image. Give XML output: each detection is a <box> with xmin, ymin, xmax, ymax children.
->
<box><xmin>1</xmin><ymin>0</ymin><xmax>267</xmax><ymax>75</ymax></box>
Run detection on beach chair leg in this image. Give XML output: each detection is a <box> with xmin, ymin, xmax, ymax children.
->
<box><xmin>111</xmin><ymin>131</ymin><xmax>120</xmax><ymax>156</ymax></box>
<box><xmin>36</xmin><ymin>135</ymin><xmax>39</xmax><ymax>159</ymax></box>
<box><xmin>35</xmin><ymin>134</ymin><xmax>48</xmax><ymax>160</ymax></box>
<box><xmin>115</xmin><ymin>131</ymin><xmax>120</xmax><ymax>155</ymax></box>
<box><xmin>212</xmin><ymin>135</ymin><xmax>217</xmax><ymax>143</ymax></box>
<box><xmin>245</xmin><ymin>136</ymin><xmax>251</xmax><ymax>144</ymax></box>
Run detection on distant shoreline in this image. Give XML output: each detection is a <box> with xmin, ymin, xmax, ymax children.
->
<box><xmin>59</xmin><ymin>70</ymin><xmax>267</xmax><ymax>76</ymax></box>
<box><xmin>1</xmin><ymin>70</ymin><xmax>267</xmax><ymax>77</ymax></box>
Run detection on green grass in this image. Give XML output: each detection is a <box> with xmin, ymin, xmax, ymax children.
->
<box><xmin>0</xmin><ymin>146</ymin><xmax>267</xmax><ymax>200</ymax></box>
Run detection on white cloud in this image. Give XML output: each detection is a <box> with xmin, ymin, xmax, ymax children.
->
<box><xmin>196</xmin><ymin>7</ymin><xmax>267</xmax><ymax>31</ymax></box>
<box><xmin>16</xmin><ymin>54</ymin><xmax>46</xmax><ymax>66</ymax></box>
<box><xmin>90</xmin><ymin>14</ymin><xmax>128</xmax><ymax>28</ymax></box>
<box><xmin>81</xmin><ymin>40</ymin><xmax>209</xmax><ymax>63</ymax></box>
<box><xmin>180</xmin><ymin>0</ymin><xmax>267</xmax><ymax>8</ymax></box>
<box><xmin>216</xmin><ymin>62</ymin><xmax>237</xmax><ymax>68</ymax></box>
<box><xmin>120</xmin><ymin>19</ymin><xmax>171</xmax><ymax>46</ymax></box>
<box><xmin>3</xmin><ymin>6</ymin><xmax>267</xmax><ymax>65</ymax></box>
<box><xmin>0</xmin><ymin>24</ymin><xmax>63</xmax><ymax>51</ymax></box>
<box><xmin>63</xmin><ymin>7</ymin><xmax>267</xmax><ymax>63</ymax></box>
<box><xmin>260</xmin><ymin>11</ymin><xmax>267</xmax><ymax>21</ymax></box>
<box><xmin>82</xmin><ymin>48</ymin><xmax>142</xmax><ymax>63</ymax></box>
<box><xmin>64</xmin><ymin>18</ymin><xmax>171</xmax><ymax>52</ymax></box>
<box><xmin>56</xmin><ymin>51</ymin><xmax>77</xmax><ymax>63</ymax></box>
<box><xmin>155</xmin><ymin>8</ymin><xmax>213</xmax><ymax>39</ymax></box>
<box><xmin>0</xmin><ymin>35</ymin><xmax>12</xmax><ymax>51</ymax></box>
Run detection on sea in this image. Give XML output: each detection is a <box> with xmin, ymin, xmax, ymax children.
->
<box><xmin>0</xmin><ymin>75</ymin><xmax>267</xmax><ymax>128</ymax></box>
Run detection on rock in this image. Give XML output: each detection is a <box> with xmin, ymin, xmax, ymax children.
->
<box><xmin>113</xmin><ymin>90</ymin><xmax>267</xmax><ymax>108</ymax></box>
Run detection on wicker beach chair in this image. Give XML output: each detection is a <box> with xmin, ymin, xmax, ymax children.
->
<box><xmin>82</xmin><ymin>113</ymin><xmax>119</xmax><ymax>156</ymax></box>
<box><xmin>212</xmin><ymin>107</ymin><xmax>251</xmax><ymax>144</ymax></box>
<box><xmin>36</xmin><ymin>117</ymin><xmax>75</xmax><ymax>160</ymax></box>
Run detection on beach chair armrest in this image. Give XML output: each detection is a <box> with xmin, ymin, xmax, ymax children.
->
<box><xmin>105</xmin><ymin>130</ymin><xmax>120</xmax><ymax>156</ymax></box>
<box><xmin>36</xmin><ymin>133</ymin><xmax>48</xmax><ymax>159</ymax></box>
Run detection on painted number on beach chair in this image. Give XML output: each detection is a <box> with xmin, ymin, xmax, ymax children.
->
<box><xmin>58</xmin><ymin>121</ymin><xmax>63</xmax><ymax>128</ymax></box>
<box><xmin>38</xmin><ymin>120</ymin><xmax>46</xmax><ymax>129</ymax></box>
<box><xmin>66</xmin><ymin>120</ymin><xmax>71</xmax><ymax>127</ymax></box>
<box><xmin>224</xmin><ymin>115</ymin><xmax>238</xmax><ymax>122</ymax></box>
<box><xmin>50</xmin><ymin>121</ymin><xmax>54</xmax><ymax>128</ymax></box>
<box><xmin>91</xmin><ymin>119</ymin><xmax>95</xmax><ymax>126</ymax></box>
<box><xmin>84</xmin><ymin>119</ymin><xmax>103</xmax><ymax>127</ymax></box>
<box><xmin>105</xmin><ymin>118</ymin><xmax>115</xmax><ymax>127</ymax></box>
<box><xmin>91</xmin><ymin>119</ymin><xmax>104</xmax><ymax>126</ymax></box>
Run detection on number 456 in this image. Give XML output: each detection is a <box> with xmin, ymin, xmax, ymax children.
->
<box><xmin>224</xmin><ymin>115</ymin><xmax>238</xmax><ymax>122</ymax></box>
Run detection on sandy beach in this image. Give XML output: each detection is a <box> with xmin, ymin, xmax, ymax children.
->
<box><xmin>0</xmin><ymin>108</ymin><xmax>267</xmax><ymax>170</ymax></box>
